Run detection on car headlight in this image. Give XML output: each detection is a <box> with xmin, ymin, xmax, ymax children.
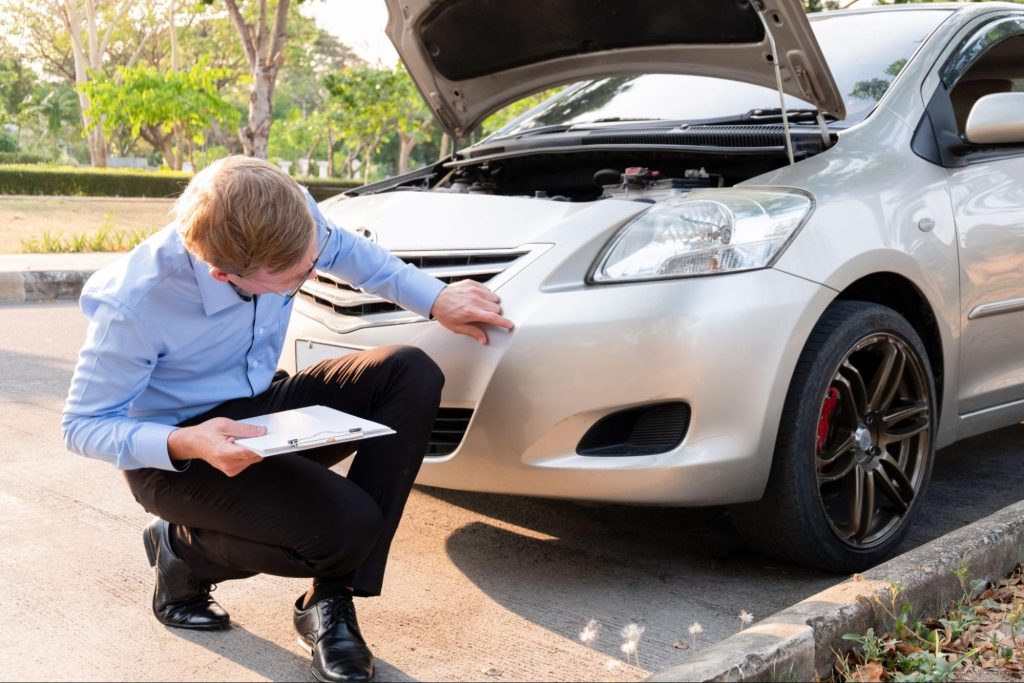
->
<box><xmin>591</xmin><ymin>188</ymin><xmax>813</xmax><ymax>282</ymax></box>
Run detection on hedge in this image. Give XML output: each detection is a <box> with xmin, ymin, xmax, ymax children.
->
<box><xmin>0</xmin><ymin>165</ymin><xmax>361</xmax><ymax>201</ymax></box>
<box><xmin>0</xmin><ymin>152</ymin><xmax>55</xmax><ymax>165</ymax></box>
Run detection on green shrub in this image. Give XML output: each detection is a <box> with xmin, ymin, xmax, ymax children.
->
<box><xmin>0</xmin><ymin>152</ymin><xmax>54</xmax><ymax>165</ymax></box>
<box><xmin>301</xmin><ymin>177</ymin><xmax>362</xmax><ymax>202</ymax></box>
<box><xmin>0</xmin><ymin>165</ymin><xmax>190</xmax><ymax>197</ymax></box>
<box><xmin>0</xmin><ymin>164</ymin><xmax>360</xmax><ymax>200</ymax></box>
<box><xmin>0</xmin><ymin>131</ymin><xmax>16</xmax><ymax>153</ymax></box>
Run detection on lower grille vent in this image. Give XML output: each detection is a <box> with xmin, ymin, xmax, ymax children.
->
<box><xmin>300</xmin><ymin>249</ymin><xmax>529</xmax><ymax>319</ymax></box>
<box><xmin>426</xmin><ymin>408</ymin><xmax>474</xmax><ymax>456</ymax></box>
<box><xmin>577</xmin><ymin>402</ymin><xmax>691</xmax><ymax>457</ymax></box>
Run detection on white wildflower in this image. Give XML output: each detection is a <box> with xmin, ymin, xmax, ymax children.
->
<box><xmin>605</xmin><ymin>658</ymin><xmax>621</xmax><ymax>671</ymax></box>
<box><xmin>739</xmin><ymin>610</ymin><xmax>754</xmax><ymax>629</ymax></box>
<box><xmin>619</xmin><ymin>622</ymin><xmax>645</xmax><ymax>666</ymax></box>
<box><xmin>689</xmin><ymin>622</ymin><xmax>703</xmax><ymax>651</ymax></box>
<box><xmin>620</xmin><ymin>622</ymin><xmax>645</xmax><ymax>642</ymax></box>
<box><xmin>579</xmin><ymin>618</ymin><xmax>600</xmax><ymax>645</ymax></box>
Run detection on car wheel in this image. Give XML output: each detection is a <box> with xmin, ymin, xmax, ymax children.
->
<box><xmin>731</xmin><ymin>300</ymin><xmax>936</xmax><ymax>573</ymax></box>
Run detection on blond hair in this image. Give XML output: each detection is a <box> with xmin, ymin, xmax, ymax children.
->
<box><xmin>175</xmin><ymin>155</ymin><xmax>314</xmax><ymax>276</ymax></box>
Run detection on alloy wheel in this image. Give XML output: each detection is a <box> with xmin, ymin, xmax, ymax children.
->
<box><xmin>814</xmin><ymin>332</ymin><xmax>932</xmax><ymax>550</ymax></box>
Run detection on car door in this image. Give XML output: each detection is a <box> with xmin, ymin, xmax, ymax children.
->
<box><xmin>936</xmin><ymin>16</ymin><xmax>1024</xmax><ymax>415</ymax></box>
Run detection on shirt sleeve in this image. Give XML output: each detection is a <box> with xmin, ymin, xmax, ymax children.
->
<box><xmin>61</xmin><ymin>292</ymin><xmax>179</xmax><ymax>472</ymax></box>
<box><xmin>306</xmin><ymin>191</ymin><xmax>446</xmax><ymax>319</ymax></box>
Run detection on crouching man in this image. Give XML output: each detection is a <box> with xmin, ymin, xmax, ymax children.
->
<box><xmin>61</xmin><ymin>155</ymin><xmax>513</xmax><ymax>682</ymax></box>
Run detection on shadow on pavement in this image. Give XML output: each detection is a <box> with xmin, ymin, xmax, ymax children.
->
<box><xmin>167</xmin><ymin>625</ymin><xmax>310</xmax><ymax>681</ymax></box>
<box><xmin>419</xmin><ymin>424</ymin><xmax>1024</xmax><ymax>670</ymax></box>
<box><xmin>421</xmin><ymin>487</ymin><xmax>831</xmax><ymax>670</ymax></box>
<box><xmin>905</xmin><ymin>424</ymin><xmax>1024</xmax><ymax>549</ymax></box>
<box><xmin>165</xmin><ymin>622</ymin><xmax>418</xmax><ymax>682</ymax></box>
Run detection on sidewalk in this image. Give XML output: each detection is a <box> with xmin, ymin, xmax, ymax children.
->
<box><xmin>0</xmin><ymin>252</ymin><xmax>121</xmax><ymax>303</ymax></box>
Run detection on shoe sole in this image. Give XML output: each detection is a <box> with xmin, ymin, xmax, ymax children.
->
<box><xmin>143</xmin><ymin>522</ymin><xmax>230</xmax><ymax>632</ymax></box>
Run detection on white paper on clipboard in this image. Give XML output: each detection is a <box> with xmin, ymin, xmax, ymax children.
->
<box><xmin>234</xmin><ymin>404</ymin><xmax>395</xmax><ymax>457</ymax></box>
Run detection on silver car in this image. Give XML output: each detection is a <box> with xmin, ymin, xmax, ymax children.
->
<box><xmin>281</xmin><ymin>0</ymin><xmax>1024</xmax><ymax>572</ymax></box>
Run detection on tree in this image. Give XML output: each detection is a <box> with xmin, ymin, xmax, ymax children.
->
<box><xmin>214</xmin><ymin>0</ymin><xmax>309</xmax><ymax>159</ymax></box>
<box><xmin>0</xmin><ymin>0</ymin><xmax>163</xmax><ymax>166</ymax></box>
<box><xmin>80</xmin><ymin>59</ymin><xmax>238</xmax><ymax>170</ymax></box>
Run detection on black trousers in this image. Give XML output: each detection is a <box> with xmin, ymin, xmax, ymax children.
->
<box><xmin>123</xmin><ymin>345</ymin><xmax>444</xmax><ymax>598</ymax></box>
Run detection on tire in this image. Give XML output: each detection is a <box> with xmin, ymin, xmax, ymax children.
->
<box><xmin>730</xmin><ymin>300</ymin><xmax>937</xmax><ymax>573</ymax></box>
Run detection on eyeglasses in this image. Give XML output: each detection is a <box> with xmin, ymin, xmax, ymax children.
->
<box><xmin>281</xmin><ymin>226</ymin><xmax>332</xmax><ymax>300</ymax></box>
<box><xmin>231</xmin><ymin>226</ymin><xmax>332</xmax><ymax>300</ymax></box>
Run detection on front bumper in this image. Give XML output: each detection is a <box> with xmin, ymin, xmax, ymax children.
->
<box><xmin>282</xmin><ymin>267</ymin><xmax>833</xmax><ymax>505</ymax></box>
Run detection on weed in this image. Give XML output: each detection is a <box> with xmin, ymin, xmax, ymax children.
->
<box><xmin>19</xmin><ymin>225</ymin><xmax>157</xmax><ymax>253</ymax></box>
<box><xmin>833</xmin><ymin>561</ymin><xmax>1024</xmax><ymax>682</ymax></box>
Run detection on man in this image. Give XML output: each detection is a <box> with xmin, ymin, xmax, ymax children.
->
<box><xmin>62</xmin><ymin>155</ymin><xmax>514</xmax><ymax>682</ymax></box>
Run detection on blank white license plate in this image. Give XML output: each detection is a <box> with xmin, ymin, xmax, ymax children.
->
<box><xmin>295</xmin><ymin>340</ymin><xmax>366</xmax><ymax>371</ymax></box>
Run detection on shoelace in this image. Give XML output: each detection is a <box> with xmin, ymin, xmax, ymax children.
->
<box><xmin>180</xmin><ymin>578</ymin><xmax>217</xmax><ymax>605</ymax></box>
<box><xmin>322</xmin><ymin>597</ymin><xmax>357</xmax><ymax>634</ymax></box>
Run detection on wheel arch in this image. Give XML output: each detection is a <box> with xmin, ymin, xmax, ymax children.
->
<box><xmin>834</xmin><ymin>272</ymin><xmax>946</xmax><ymax>421</ymax></box>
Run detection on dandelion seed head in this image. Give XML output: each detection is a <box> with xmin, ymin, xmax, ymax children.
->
<box><xmin>620</xmin><ymin>640</ymin><xmax>637</xmax><ymax>656</ymax></box>
<box><xmin>688</xmin><ymin>622</ymin><xmax>703</xmax><ymax>636</ymax></box>
<box><xmin>739</xmin><ymin>610</ymin><xmax>754</xmax><ymax>625</ymax></box>
<box><xmin>620</xmin><ymin>622</ymin><xmax>645</xmax><ymax>642</ymax></box>
<box><xmin>579</xmin><ymin>618</ymin><xmax>600</xmax><ymax>644</ymax></box>
<box><xmin>605</xmin><ymin>658</ymin><xmax>621</xmax><ymax>671</ymax></box>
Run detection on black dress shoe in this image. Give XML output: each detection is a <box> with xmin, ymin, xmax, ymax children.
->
<box><xmin>294</xmin><ymin>594</ymin><xmax>375</xmax><ymax>682</ymax></box>
<box><xmin>142</xmin><ymin>517</ymin><xmax>230</xmax><ymax>630</ymax></box>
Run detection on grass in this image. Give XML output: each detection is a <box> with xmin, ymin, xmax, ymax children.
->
<box><xmin>0</xmin><ymin>196</ymin><xmax>174</xmax><ymax>253</ymax></box>
<box><xmin>832</xmin><ymin>561</ymin><xmax>1024</xmax><ymax>682</ymax></box>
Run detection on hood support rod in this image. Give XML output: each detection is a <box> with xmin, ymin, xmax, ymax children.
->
<box><xmin>755</xmin><ymin>3</ymin><xmax>795</xmax><ymax>165</ymax></box>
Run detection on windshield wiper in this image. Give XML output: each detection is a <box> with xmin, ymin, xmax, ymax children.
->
<box><xmin>510</xmin><ymin>117</ymin><xmax>664</xmax><ymax>138</ymax></box>
<box><xmin>699</xmin><ymin>108</ymin><xmax>838</xmax><ymax>127</ymax></box>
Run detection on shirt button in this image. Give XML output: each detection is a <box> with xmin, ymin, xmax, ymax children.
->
<box><xmin>253</xmin><ymin>360</ymin><xmax>260</xmax><ymax>367</ymax></box>
<box><xmin>257</xmin><ymin>327</ymin><xmax>263</xmax><ymax>335</ymax></box>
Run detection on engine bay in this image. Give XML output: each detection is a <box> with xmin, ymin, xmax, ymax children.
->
<box><xmin>349</xmin><ymin>124</ymin><xmax>833</xmax><ymax>203</ymax></box>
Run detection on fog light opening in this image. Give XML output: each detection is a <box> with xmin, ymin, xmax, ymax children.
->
<box><xmin>576</xmin><ymin>402</ymin><xmax>691</xmax><ymax>457</ymax></box>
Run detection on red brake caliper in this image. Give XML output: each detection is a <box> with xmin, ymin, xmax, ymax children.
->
<box><xmin>816</xmin><ymin>387</ymin><xmax>840</xmax><ymax>455</ymax></box>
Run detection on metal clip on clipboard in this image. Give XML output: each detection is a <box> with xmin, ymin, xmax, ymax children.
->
<box><xmin>287</xmin><ymin>427</ymin><xmax>364</xmax><ymax>449</ymax></box>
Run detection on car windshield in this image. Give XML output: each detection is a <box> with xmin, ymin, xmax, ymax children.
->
<box><xmin>491</xmin><ymin>9</ymin><xmax>952</xmax><ymax>137</ymax></box>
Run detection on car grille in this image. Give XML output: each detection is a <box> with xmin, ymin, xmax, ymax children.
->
<box><xmin>427</xmin><ymin>408</ymin><xmax>474</xmax><ymax>457</ymax></box>
<box><xmin>298</xmin><ymin>249</ymin><xmax>529</xmax><ymax>319</ymax></box>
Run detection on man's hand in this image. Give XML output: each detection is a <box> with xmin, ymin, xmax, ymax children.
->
<box><xmin>167</xmin><ymin>417</ymin><xmax>267</xmax><ymax>477</ymax></box>
<box><xmin>430</xmin><ymin>279</ymin><xmax>514</xmax><ymax>345</ymax></box>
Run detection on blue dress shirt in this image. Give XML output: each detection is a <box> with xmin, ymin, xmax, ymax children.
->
<box><xmin>62</xmin><ymin>192</ymin><xmax>445</xmax><ymax>472</ymax></box>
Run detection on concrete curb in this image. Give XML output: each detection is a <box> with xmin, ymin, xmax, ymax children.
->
<box><xmin>649</xmin><ymin>500</ymin><xmax>1024</xmax><ymax>682</ymax></box>
<box><xmin>0</xmin><ymin>254</ymin><xmax>120</xmax><ymax>303</ymax></box>
<box><xmin>0</xmin><ymin>269</ymin><xmax>93</xmax><ymax>303</ymax></box>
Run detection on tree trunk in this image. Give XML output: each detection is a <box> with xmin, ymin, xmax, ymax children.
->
<box><xmin>64</xmin><ymin>0</ymin><xmax>109</xmax><ymax>167</ymax></box>
<box><xmin>142</xmin><ymin>127</ymin><xmax>179</xmax><ymax>170</ymax></box>
<box><xmin>363</xmin><ymin>141</ymin><xmax>374</xmax><ymax>185</ymax></box>
<box><xmin>397</xmin><ymin>134</ymin><xmax>416</xmax><ymax>175</ymax></box>
<box><xmin>225</xmin><ymin>0</ymin><xmax>291</xmax><ymax>160</ymax></box>
<box><xmin>326</xmin><ymin>128</ymin><xmax>335</xmax><ymax>178</ymax></box>
<box><xmin>240</xmin><ymin>65</ymin><xmax>276</xmax><ymax>158</ymax></box>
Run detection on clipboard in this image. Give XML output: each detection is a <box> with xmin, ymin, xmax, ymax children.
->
<box><xmin>234</xmin><ymin>404</ymin><xmax>396</xmax><ymax>457</ymax></box>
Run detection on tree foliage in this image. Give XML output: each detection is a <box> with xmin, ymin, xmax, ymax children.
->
<box><xmin>80</xmin><ymin>58</ymin><xmax>237</xmax><ymax>170</ymax></box>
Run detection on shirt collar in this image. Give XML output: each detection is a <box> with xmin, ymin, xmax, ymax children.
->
<box><xmin>188</xmin><ymin>251</ymin><xmax>249</xmax><ymax>316</ymax></box>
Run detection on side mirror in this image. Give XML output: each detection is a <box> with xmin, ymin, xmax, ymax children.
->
<box><xmin>965</xmin><ymin>92</ymin><xmax>1024</xmax><ymax>145</ymax></box>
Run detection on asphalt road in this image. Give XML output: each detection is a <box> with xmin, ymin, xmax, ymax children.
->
<box><xmin>1</xmin><ymin>302</ymin><xmax>1021</xmax><ymax>682</ymax></box>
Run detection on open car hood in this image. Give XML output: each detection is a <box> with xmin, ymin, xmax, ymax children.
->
<box><xmin>385</xmin><ymin>0</ymin><xmax>846</xmax><ymax>138</ymax></box>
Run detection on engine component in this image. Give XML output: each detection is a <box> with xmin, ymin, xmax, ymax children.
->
<box><xmin>597</xmin><ymin>166</ymin><xmax>724</xmax><ymax>202</ymax></box>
